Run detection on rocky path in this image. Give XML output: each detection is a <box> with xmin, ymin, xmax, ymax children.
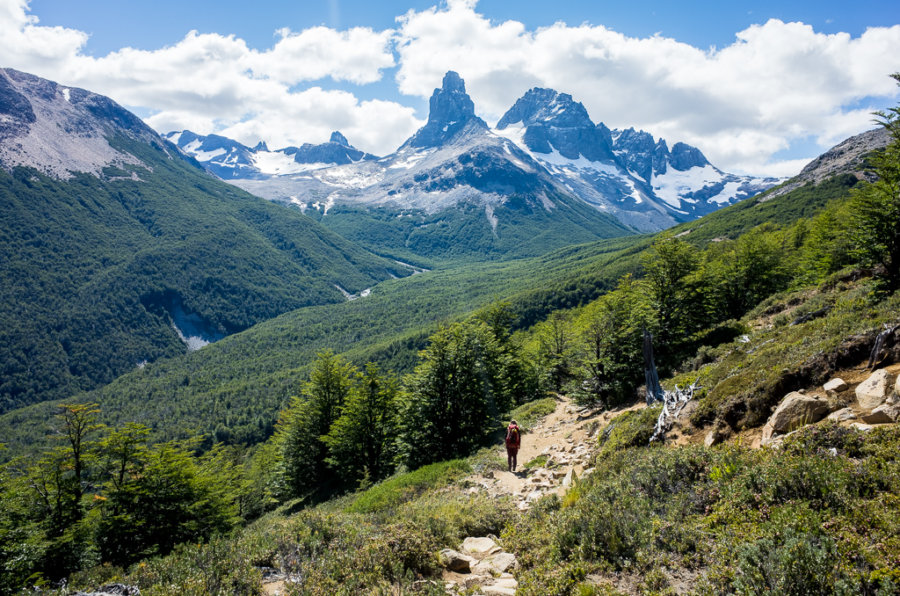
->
<box><xmin>467</xmin><ymin>395</ymin><xmax>643</xmax><ymax>510</ymax></box>
<box><xmin>440</xmin><ymin>396</ymin><xmax>644</xmax><ymax>595</ymax></box>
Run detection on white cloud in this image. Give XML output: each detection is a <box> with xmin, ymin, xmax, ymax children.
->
<box><xmin>0</xmin><ymin>0</ymin><xmax>418</xmax><ymax>154</ymax></box>
<box><xmin>395</xmin><ymin>2</ymin><xmax>900</xmax><ymax>176</ymax></box>
<box><xmin>1</xmin><ymin>0</ymin><xmax>898</xmax><ymax>176</ymax></box>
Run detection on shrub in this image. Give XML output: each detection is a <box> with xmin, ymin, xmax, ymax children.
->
<box><xmin>733</xmin><ymin>529</ymin><xmax>858</xmax><ymax>595</ymax></box>
<box><xmin>596</xmin><ymin>405</ymin><xmax>661</xmax><ymax>459</ymax></box>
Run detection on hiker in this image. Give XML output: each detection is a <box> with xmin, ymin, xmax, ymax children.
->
<box><xmin>505</xmin><ymin>419</ymin><xmax>521</xmax><ymax>472</ymax></box>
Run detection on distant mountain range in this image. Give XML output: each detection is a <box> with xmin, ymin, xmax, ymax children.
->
<box><xmin>169</xmin><ymin>71</ymin><xmax>781</xmax><ymax>235</ymax></box>
<box><xmin>163</xmin><ymin>130</ymin><xmax>378</xmax><ymax>180</ymax></box>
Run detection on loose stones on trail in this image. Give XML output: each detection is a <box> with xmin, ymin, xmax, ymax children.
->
<box><xmin>441</xmin><ymin>537</ymin><xmax>518</xmax><ymax>595</ymax></box>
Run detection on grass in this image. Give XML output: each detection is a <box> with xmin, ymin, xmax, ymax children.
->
<box><xmin>596</xmin><ymin>405</ymin><xmax>661</xmax><ymax>459</ymax></box>
<box><xmin>524</xmin><ymin>454</ymin><xmax>549</xmax><ymax>469</ymax></box>
<box><xmin>509</xmin><ymin>397</ymin><xmax>558</xmax><ymax>430</ymax></box>
<box><xmin>344</xmin><ymin>459</ymin><xmax>471</xmax><ymax>514</ymax></box>
<box><xmin>506</xmin><ymin>424</ymin><xmax>900</xmax><ymax>595</ymax></box>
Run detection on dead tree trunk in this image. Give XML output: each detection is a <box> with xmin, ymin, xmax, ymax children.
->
<box><xmin>643</xmin><ymin>328</ymin><xmax>663</xmax><ymax>405</ymax></box>
<box><xmin>650</xmin><ymin>379</ymin><xmax>701</xmax><ymax>443</ymax></box>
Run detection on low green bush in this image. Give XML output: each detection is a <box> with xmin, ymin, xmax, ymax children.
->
<box><xmin>345</xmin><ymin>459</ymin><xmax>471</xmax><ymax>514</ymax></box>
<box><xmin>596</xmin><ymin>405</ymin><xmax>661</xmax><ymax>459</ymax></box>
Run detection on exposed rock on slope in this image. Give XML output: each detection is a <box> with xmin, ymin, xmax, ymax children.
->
<box><xmin>0</xmin><ymin>68</ymin><xmax>165</xmax><ymax>178</ymax></box>
<box><xmin>766</xmin><ymin>127</ymin><xmax>889</xmax><ymax>199</ymax></box>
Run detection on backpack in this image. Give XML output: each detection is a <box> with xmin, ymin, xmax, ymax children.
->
<box><xmin>506</xmin><ymin>425</ymin><xmax>519</xmax><ymax>446</ymax></box>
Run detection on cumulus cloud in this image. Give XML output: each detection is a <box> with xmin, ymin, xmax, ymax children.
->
<box><xmin>1</xmin><ymin>0</ymin><xmax>898</xmax><ymax>175</ymax></box>
<box><xmin>0</xmin><ymin>0</ymin><xmax>420</xmax><ymax>154</ymax></box>
<box><xmin>395</xmin><ymin>1</ymin><xmax>900</xmax><ymax>175</ymax></box>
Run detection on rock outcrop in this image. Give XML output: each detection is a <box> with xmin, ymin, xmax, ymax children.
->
<box><xmin>762</xmin><ymin>392</ymin><xmax>830</xmax><ymax>442</ymax></box>
<box><xmin>401</xmin><ymin>71</ymin><xmax>488</xmax><ymax>150</ymax></box>
<box><xmin>856</xmin><ymin>369</ymin><xmax>895</xmax><ymax>410</ymax></box>
<box><xmin>861</xmin><ymin>400</ymin><xmax>900</xmax><ymax>424</ymax></box>
<box><xmin>824</xmin><ymin>377</ymin><xmax>849</xmax><ymax>396</ymax></box>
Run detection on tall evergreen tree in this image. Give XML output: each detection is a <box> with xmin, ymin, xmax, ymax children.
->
<box><xmin>851</xmin><ymin>73</ymin><xmax>900</xmax><ymax>290</ymax></box>
<box><xmin>401</xmin><ymin>321</ymin><xmax>501</xmax><ymax>468</ymax></box>
<box><xmin>535</xmin><ymin>311</ymin><xmax>573</xmax><ymax>393</ymax></box>
<box><xmin>571</xmin><ymin>275</ymin><xmax>648</xmax><ymax>407</ymax></box>
<box><xmin>275</xmin><ymin>351</ymin><xmax>356</xmax><ymax>499</ymax></box>
<box><xmin>641</xmin><ymin>235</ymin><xmax>700</xmax><ymax>367</ymax></box>
<box><xmin>323</xmin><ymin>364</ymin><xmax>399</xmax><ymax>487</ymax></box>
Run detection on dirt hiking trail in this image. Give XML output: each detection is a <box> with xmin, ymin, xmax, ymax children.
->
<box><xmin>467</xmin><ymin>395</ymin><xmax>645</xmax><ymax>509</ymax></box>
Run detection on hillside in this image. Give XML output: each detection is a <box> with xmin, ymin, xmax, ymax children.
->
<box><xmin>0</xmin><ymin>123</ymin><xmax>875</xmax><ymax>457</ymax></box>
<box><xmin>0</xmin><ymin>69</ymin><xmax>406</xmax><ymax>413</ymax></box>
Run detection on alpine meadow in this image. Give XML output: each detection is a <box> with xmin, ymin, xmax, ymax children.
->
<box><xmin>2</xmin><ymin>2</ymin><xmax>900</xmax><ymax>595</ymax></box>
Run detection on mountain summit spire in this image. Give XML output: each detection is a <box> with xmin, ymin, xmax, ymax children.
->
<box><xmin>400</xmin><ymin>71</ymin><xmax>487</xmax><ymax>150</ymax></box>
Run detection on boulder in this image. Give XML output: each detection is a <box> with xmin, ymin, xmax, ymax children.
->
<box><xmin>860</xmin><ymin>402</ymin><xmax>900</xmax><ymax>424</ymax></box>
<box><xmin>439</xmin><ymin>549</ymin><xmax>476</xmax><ymax>573</ymax></box>
<box><xmin>856</xmin><ymin>369</ymin><xmax>894</xmax><ymax>410</ymax></box>
<box><xmin>824</xmin><ymin>378</ymin><xmax>849</xmax><ymax>396</ymax></box>
<box><xmin>482</xmin><ymin>586</ymin><xmax>517</xmax><ymax>596</ymax></box>
<box><xmin>562</xmin><ymin>468</ymin><xmax>575</xmax><ymax>488</ymax></box>
<box><xmin>766</xmin><ymin>392</ymin><xmax>830</xmax><ymax>434</ymax></box>
<box><xmin>896</xmin><ymin>373</ymin><xmax>900</xmax><ymax>396</ymax></box>
<box><xmin>827</xmin><ymin>408</ymin><xmax>857</xmax><ymax>422</ymax></box>
<box><xmin>473</xmin><ymin>552</ymin><xmax>517</xmax><ymax>575</ymax></box>
<box><xmin>461</xmin><ymin>536</ymin><xmax>499</xmax><ymax>556</ymax></box>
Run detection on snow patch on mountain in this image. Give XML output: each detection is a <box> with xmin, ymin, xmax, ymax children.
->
<box><xmin>652</xmin><ymin>165</ymin><xmax>725</xmax><ymax>208</ymax></box>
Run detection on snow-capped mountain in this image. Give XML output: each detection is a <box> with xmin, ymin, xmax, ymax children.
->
<box><xmin>222</xmin><ymin>71</ymin><xmax>631</xmax><ymax>260</ymax></box>
<box><xmin>494</xmin><ymin>87</ymin><xmax>779</xmax><ymax>230</ymax></box>
<box><xmin>164</xmin><ymin>129</ymin><xmax>377</xmax><ymax>180</ymax></box>
<box><xmin>175</xmin><ymin>73</ymin><xmax>778</xmax><ymax>234</ymax></box>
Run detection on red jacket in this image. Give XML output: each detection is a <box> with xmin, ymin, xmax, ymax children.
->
<box><xmin>505</xmin><ymin>424</ymin><xmax>521</xmax><ymax>449</ymax></box>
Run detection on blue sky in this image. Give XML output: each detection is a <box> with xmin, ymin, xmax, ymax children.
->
<box><xmin>6</xmin><ymin>0</ymin><xmax>900</xmax><ymax>176</ymax></box>
<box><xmin>29</xmin><ymin>0</ymin><xmax>893</xmax><ymax>54</ymax></box>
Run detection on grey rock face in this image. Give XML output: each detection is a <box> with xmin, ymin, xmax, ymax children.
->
<box><xmin>401</xmin><ymin>71</ymin><xmax>488</xmax><ymax>149</ymax></box>
<box><xmin>761</xmin><ymin>391</ymin><xmax>830</xmax><ymax>442</ymax></box>
<box><xmin>0</xmin><ymin>68</ymin><xmax>164</xmax><ymax>178</ymax></box>
<box><xmin>766</xmin><ymin>127</ymin><xmax>890</xmax><ymax>199</ymax></box>
<box><xmin>856</xmin><ymin>369</ymin><xmax>895</xmax><ymax>410</ymax></box>
<box><xmin>496</xmin><ymin>87</ymin><xmax>615</xmax><ymax>162</ymax></box>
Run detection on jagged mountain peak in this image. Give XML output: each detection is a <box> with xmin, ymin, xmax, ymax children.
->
<box><xmin>669</xmin><ymin>142</ymin><xmax>709</xmax><ymax>170</ymax></box>
<box><xmin>441</xmin><ymin>70</ymin><xmax>466</xmax><ymax>94</ymax></box>
<box><xmin>495</xmin><ymin>86</ymin><xmax>614</xmax><ymax>163</ymax></box>
<box><xmin>496</xmin><ymin>87</ymin><xmax>593</xmax><ymax>130</ymax></box>
<box><xmin>401</xmin><ymin>71</ymin><xmax>488</xmax><ymax>150</ymax></box>
<box><xmin>330</xmin><ymin>131</ymin><xmax>350</xmax><ymax>146</ymax></box>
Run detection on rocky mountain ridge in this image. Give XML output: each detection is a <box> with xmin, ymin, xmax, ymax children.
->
<box><xmin>765</xmin><ymin>127</ymin><xmax>889</xmax><ymax>199</ymax></box>
<box><xmin>177</xmin><ymin>72</ymin><xmax>780</xmax><ymax>233</ymax></box>
<box><xmin>0</xmin><ymin>68</ymin><xmax>168</xmax><ymax>178</ymax></box>
<box><xmin>163</xmin><ymin>129</ymin><xmax>377</xmax><ymax>180</ymax></box>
